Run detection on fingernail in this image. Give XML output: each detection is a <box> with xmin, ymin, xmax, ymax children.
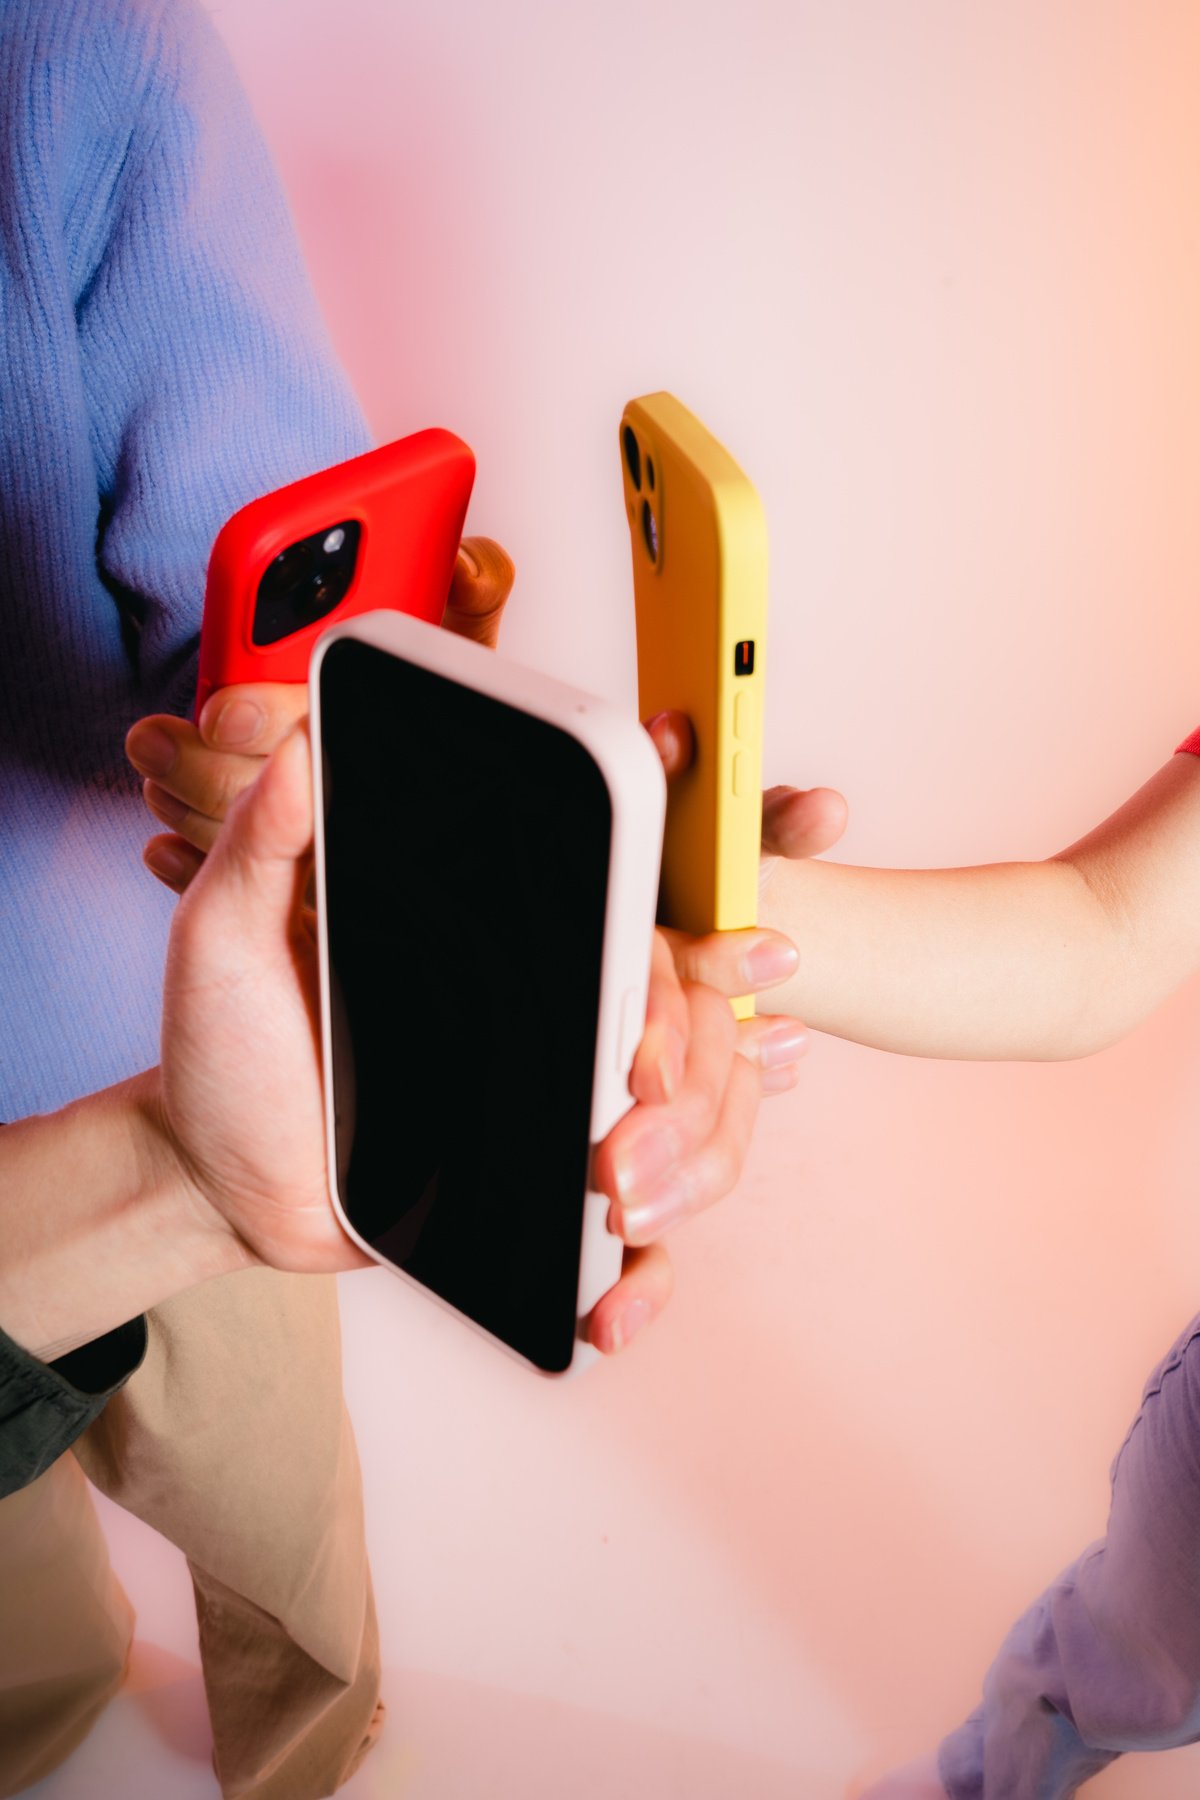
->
<box><xmin>761</xmin><ymin>1064</ymin><xmax>802</xmax><ymax>1095</ymax></box>
<box><xmin>613</xmin><ymin>1126</ymin><xmax>681</xmax><ymax>1206</ymax></box>
<box><xmin>126</xmin><ymin>724</ymin><xmax>176</xmax><ymax>778</ymax></box>
<box><xmin>607</xmin><ymin>1298</ymin><xmax>652</xmax><ymax>1353</ymax></box>
<box><xmin>145</xmin><ymin>844</ymin><xmax>189</xmax><ymax>884</ymax></box>
<box><xmin>741</xmin><ymin>936</ymin><xmax>799</xmax><ymax>986</ymax></box>
<box><xmin>456</xmin><ymin>544</ymin><xmax>480</xmax><ymax>578</ymax></box>
<box><xmin>759</xmin><ymin>1024</ymin><xmax>808</xmax><ymax>1069</ymax></box>
<box><xmin>619</xmin><ymin>1175</ymin><xmax>691</xmax><ymax>1244</ymax></box>
<box><xmin>211</xmin><ymin>698</ymin><xmax>265</xmax><ymax>747</ymax></box>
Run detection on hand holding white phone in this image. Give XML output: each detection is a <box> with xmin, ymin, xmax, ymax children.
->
<box><xmin>311</xmin><ymin>608</ymin><xmax>666</xmax><ymax>1374</ymax></box>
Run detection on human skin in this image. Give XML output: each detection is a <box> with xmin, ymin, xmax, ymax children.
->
<box><xmin>118</xmin><ymin>542</ymin><xmax>847</xmax><ymax>1358</ymax></box>
<box><xmin>651</xmin><ymin>712</ymin><xmax>1200</xmax><ymax>1063</ymax></box>
<box><xmin>1</xmin><ymin>717</ymin><xmax>825</xmax><ymax>1366</ymax></box>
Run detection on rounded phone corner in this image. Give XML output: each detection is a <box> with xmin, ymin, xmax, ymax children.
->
<box><xmin>556</xmin><ymin>1334</ymin><xmax>601</xmax><ymax>1381</ymax></box>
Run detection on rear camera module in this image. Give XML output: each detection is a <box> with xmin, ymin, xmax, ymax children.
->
<box><xmin>623</xmin><ymin>425</ymin><xmax>642</xmax><ymax>491</ymax></box>
<box><xmin>253</xmin><ymin>519</ymin><xmax>361</xmax><ymax>646</ymax></box>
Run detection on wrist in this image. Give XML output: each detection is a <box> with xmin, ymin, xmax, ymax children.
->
<box><xmin>134</xmin><ymin>1069</ymin><xmax>258</xmax><ymax>1283</ymax></box>
<box><xmin>0</xmin><ymin>1071</ymin><xmax>252</xmax><ymax>1364</ymax></box>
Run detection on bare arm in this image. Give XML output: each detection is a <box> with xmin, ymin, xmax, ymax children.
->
<box><xmin>756</xmin><ymin>754</ymin><xmax>1200</xmax><ymax>1060</ymax></box>
<box><xmin>0</xmin><ymin>1074</ymin><xmax>248</xmax><ymax>1363</ymax></box>
<box><xmin>3</xmin><ymin>724</ymin><xmax>810</xmax><ymax>1378</ymax></box>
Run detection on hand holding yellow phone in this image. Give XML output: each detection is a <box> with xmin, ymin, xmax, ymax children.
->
<box><xmin>620</xmin><ymin>392</ymin><xmax>767</xmax><ymax>1017</ymax></box>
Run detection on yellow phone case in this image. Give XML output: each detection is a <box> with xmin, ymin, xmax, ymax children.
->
<box><xmin>620</xmin><ymin>392</ymin><xmax>767</xmax><ymax>1019</ymax></box>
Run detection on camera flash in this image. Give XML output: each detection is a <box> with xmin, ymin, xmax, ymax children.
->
<box><xmin>323</xmin><ymin>527</ymin><xmax>346</xmax><ymax>555</ymax></box>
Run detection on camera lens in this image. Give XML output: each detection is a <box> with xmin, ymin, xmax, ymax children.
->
<box><xmin>252</xmin><ymin>519</ymin><xmax>361</xmax><ymax>646</ymax></box>
<box><xmin>261</xmin><ymin>541</ymin><xmax>311</xmax><ymax>597</ymax></box>
<box><xmin>623</xmin><ymin>425</ymin><xmax>642</xmax><ymax>491</ymax></box>
<box><xmin>641</xmin><ymin>499</ymin><xmax>658</xmax><ymax>562</ymax></box>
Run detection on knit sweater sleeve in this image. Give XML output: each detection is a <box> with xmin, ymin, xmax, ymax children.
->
<box><xmin>76</xmin><ymin>0</ymin><xmax>371</xmax><ymax>718</ymax></box>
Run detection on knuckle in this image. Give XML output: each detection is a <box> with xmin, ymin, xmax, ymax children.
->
<box><xmin>734</xmin><ymin>1020</ymin><xmax>771</xmax><ymax>1065</ymax></box>
<box><xmin>197</xmin><ymin>755</ymin><xmax>255</xmax><ymax>820</ymax></box>
<box><xmin>685</xmin><ymin>936</ymin><xmax>734</xmax><ymax>995</ymax></box>
<box><xmin>215</xmin><ymin>765</ymin><xmax>251</xmax><ymax>815</ymax></box>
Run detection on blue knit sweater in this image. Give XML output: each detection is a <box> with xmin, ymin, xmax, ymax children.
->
<box><xmin>0</xmin><ymin>0</ymin><xmax>370</xmax><ymax>1116</ymax></box>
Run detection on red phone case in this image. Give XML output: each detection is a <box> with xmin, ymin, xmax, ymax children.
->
<box><xmin>194</xmin><ymin>429</ymin><xmax>475</xmax><ymax>720</ymax></box>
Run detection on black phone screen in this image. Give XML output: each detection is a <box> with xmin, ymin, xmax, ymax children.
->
<box><xmin>319</xmin><ymin>636</ymin><xmax>612</xmax><ymax>1373</ymax></box>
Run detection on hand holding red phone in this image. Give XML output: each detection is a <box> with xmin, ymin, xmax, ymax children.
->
<box><xmin>127</xmin><ymin>538</ymin><xmax>515</xmax><ymax>890</ymax></box>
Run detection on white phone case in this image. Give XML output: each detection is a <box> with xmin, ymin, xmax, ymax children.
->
<box><xmin>309</xmin><ymin>608</ymin><xmax>666</xmax><ymax>1376</ymax></box>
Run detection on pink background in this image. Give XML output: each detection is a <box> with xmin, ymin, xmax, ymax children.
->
<box><xmin>37</xmin><ymin>3</ymin><xmax>1200</xmax><ymax>1795</ymax></box>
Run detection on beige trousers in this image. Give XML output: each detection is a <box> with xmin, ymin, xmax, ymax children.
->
<box><xmin>0</xmin><ymin>1269</ymin><xmax>381</xmax><ymax>1799</ymax></box>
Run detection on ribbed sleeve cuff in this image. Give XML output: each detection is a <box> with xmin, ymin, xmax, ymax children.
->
<box><xmin>1175</xmin><ymin>728</ymin><xmax>1200</xmax><ymax>757</ymax></box>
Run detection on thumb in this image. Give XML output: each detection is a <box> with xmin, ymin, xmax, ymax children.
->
<box><xmin>761</xmin><ymin>784</ymin><xmax>848</xmax><ymax>860</ymax></box>
<box><xmin>185</xmin><ymin>723</ymin><xmax>314</xmax><ymax>938</ymax></box>
<box><xmin>441</xmin><ymin>537</ymin><xmax>515</xmax><ymax>648</ymax></box>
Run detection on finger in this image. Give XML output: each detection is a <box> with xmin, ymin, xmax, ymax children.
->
<box><xmin>736</xmin><ymin>1013</ymin><xmax>809</xmax><ymax>1093</ymax></box>
<box><xmin>659</xmin><ymin>924</ymin><xmax>798</xmax><ymax>997</ymax></box>
<box><xmin>197</xmin><ymin>684</ymin><xmax>309</xmax><ymax>754</ymax></box>
<box><xmin>595</xmin><ymin>979</ymin><xmax>738</xmax><ymax>1216</ymax></box>
<box><xmin>127</xmin><ymin>692</ymin><xmax>308</xmax><ymax>829</ymax></box>
<box><xmin>143</xmin><ymin>832</ymin><xmax>205</xmax><ymax>895</ymax></box>
<box><xmin>643</xmin><ymin>709</ymin><xmax>695</xmax><ymax>780</ymax></box>
<box><xmin>614</xmin><ymin>1050</ymin><xmax>760</xmax><ymax>1246</ymax></box>
<box><xmin>141</xmin><ymin>779</ymin><xmax>221</xmax><ymax>854</ymax></box>
<box><xmin>761</xmin><ymin>784</ymin><xmax>848</xmax><ymax>860</ymax></box>
<box><xmin>182</xmin><ymin>724</ymin><xmax>314</xmax><ymax>940</ymax></box>
<box><xmin>585</xmin><ymin>1242</ymin><xmax>673</xmax><ymax>1355</ymax></box>
<box><xmin>441</xmin><ymin>537</ymin><xmax>515</xmax><ymax>649</ymax></box>
<box><xmin>627</xmin><ymin>931</ymin><xmax>689</xmax><ymax>1107</ymax></box>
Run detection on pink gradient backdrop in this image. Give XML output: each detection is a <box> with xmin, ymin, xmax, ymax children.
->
<box><xmin>46</xmin><ymin>3</ymin><xmax>1200</xmax><ymax>1795</ymax></box>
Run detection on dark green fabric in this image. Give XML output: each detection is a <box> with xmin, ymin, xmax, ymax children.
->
<box><xmin>0</xmin><ymin>1316</ymin><xmax>147</xmax><ymax>1499</ymax></box>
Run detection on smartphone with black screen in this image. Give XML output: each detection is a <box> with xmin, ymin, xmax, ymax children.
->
<box><xmin>310</xmin><ymin>610</ymin><xmax>666</xmax><ymax>1375</ymax></box>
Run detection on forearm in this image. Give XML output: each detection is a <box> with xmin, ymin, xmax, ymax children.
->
<box><xmin>760</xmin><ymin>753</ymin><xmax>1200</xmax><ymax>1061</ymax></box>
<box><xmin>759</xmin><ymin>853</ymin><xmax>1131</xmax><ymax>1060</ymax></box>
<box><xmin>0</xmin><ymin>1072</ymin><xmax>249</xmax><ymax>1363</ymax></box>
